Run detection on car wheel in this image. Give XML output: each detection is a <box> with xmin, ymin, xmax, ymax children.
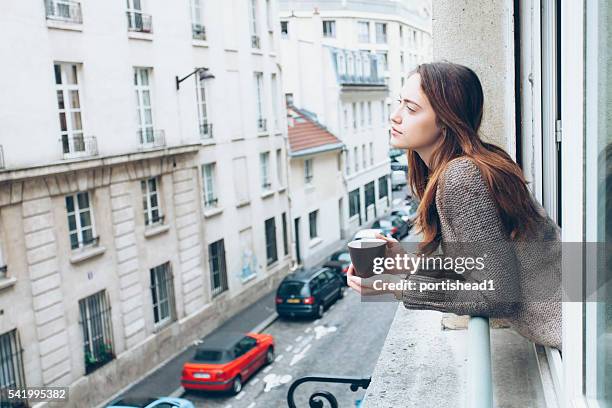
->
<box><xmin>338</xmin><ymin>286</ymin><xmax>344</xmax><ymax>299</ymax></box>
<box><xmin>315</xmin><ymin>303</ymin><xmax>324</xmax><ymax>319</ymax></box>
<box><xmin>231</xmin><ymin>375</ymin><xmax>242</xmax><ymax>394</ymax></box>
<box><xmin>266</xmin><ymin>347</ymin><xmax>275</xmax><ymax>365</ymax></box>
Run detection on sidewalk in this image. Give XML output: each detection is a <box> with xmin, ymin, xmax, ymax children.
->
<box><xmin>112</xmin><ymin>289</ymin><xmax>278</xmax><ymax>401</ymax></box>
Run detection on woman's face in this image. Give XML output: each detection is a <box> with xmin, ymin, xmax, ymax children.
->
<box><xmin>389</xmin><ymin>73</ymin><xmax>441</xmax><ymax>150</ymax></box>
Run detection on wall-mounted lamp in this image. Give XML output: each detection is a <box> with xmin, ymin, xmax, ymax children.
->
<box><xmin>175</xmin><ymin>67</ymin><xmax>215</xmax><ymax>90</ymax></box>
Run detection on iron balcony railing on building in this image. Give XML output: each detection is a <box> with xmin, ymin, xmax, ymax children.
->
<box><xmin>192</xmin><ymin>24</ymin><xmax>207</xmax><ymax>41</ymax></box>
<box><xmin>287</xmin><ymin>375</ymin><xmax>371</xmax><ymax>408</ymax></box>
<box><xmin>251</xmin><ymin>34</ymin><xmax>261</xmax><ymax>49</ymax></box>
<box><xmin>127</xmin><ymin>11</ymin><xmax>153</xmax><ymax>33</ymax></box>
<box><xmin>257</xmin><ymin>118</ymin><xmax>267</xmax><ymax>132</ymax></box>
<box><xmin>138</xmin><ymin>129</ymin><xmax>166</xmax><ymax>149</ymax></box>
<box><xmin>199</xmin><ymin>122</ymin><xmax>213</xmax><ymax>139</ymax></box>
<box><xmin>45</xmin><ymin>0</ymin><xmax>82</xmax><ymax>24</ymax></box>
<box><xmin>60</xmin><ymin>135</ymin><xmax>98</xmax><ymax>160</ymax></box>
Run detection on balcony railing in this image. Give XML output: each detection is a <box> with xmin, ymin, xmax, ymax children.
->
<box><xmin>204</xmin><ymin>197</ymin><xmax>218</xmax><ymax>208</ymax></box>
<box><xmin>60</xmin><ymin>135</ymin><xmax>98</xmax><ymax>159</ymax></box>
<box><xmin>192</xmin><ymin>23</ymin><xmax>207</xmax><ymax>41</ymax></box>
<box><xmin>199</xmin><ymin>122</ymin><xmax>213</xmax><ymax>139</ymax></box>
<box><xmin>45</xmin><ymin>0</ymin><xmax>82</xmax><ymax>24</ymax></box>
<box><xmin>0</xmin><ymin>145</ymin><xmax>4</xmax><ymax>169</ymax></box>
<box><xmin>127</xmin><ymin>11</ymin><xmax>153</xmax><ymax>33</ymax></box>
<box><xmin>287</xmin><ymin>375</ymin><xmax>371</xmax><ymax>408</ymax></box>
<box><xmin>257</xmin><ymin>118</ymin><xmax>267</xmax><ymax>132</ymax></box>
<box><xmin>138</xmin><ymin>129</ymin><xmax>166</xmax><ymax>149</ymax></box>
<box><xmin>467</xmin><ymin>316</ymin><xmax>493</xmax><ymax>408</ymax></box>
<box><xmin>0</xmin><ymin>265</ymin><xmax>7</xmax><ymax>280</ymax></box>
<box><xmin>251</xmin><ymin>34</ymin><xmax>261</xmax><ymax>49</ymax></box>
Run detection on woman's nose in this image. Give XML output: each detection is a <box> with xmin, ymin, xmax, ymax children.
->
<box><xmin>390</xmin><ymin>106</ymin><xmax>402</xmax><ymax>124</ymax></box>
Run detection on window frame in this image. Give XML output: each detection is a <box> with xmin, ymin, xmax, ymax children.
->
<box><xmin>142</xmin><ymin>177</ymin><xmax>163</xmax><ymax>226</ymax></box>
<box><xmin>66</xmin><ymin>191</ymin><xmax>96</xmax><ymax>250</ymax></box>
<box><xmin>201</xmin><ymin>163</ymin><xmax>218</xmax><ymax>208</ymax></box>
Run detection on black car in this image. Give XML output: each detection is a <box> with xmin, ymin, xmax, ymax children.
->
<box><xmin>323</xmin><ymin>250</ymin><xmax>351</xmax><ymax>286</ymax></box>
<box><xmin>275</xmin><ymin>267</ymin><xmax>344</xmax><ymax>319</ymax></box>
<box><xmin>372</xmin><ymin>215</ymin><xmax>410</xmax><ymax>239</ymax></box>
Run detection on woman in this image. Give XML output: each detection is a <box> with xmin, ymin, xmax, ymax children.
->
<box><xmin>346</xmin><ymin>61</ymin><xmax>562</xmax><ymax>351</ymax></box>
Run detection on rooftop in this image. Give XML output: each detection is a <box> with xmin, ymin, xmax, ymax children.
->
<box><xmin>287</xmin><ymin>106</ymin><xmax>344</xmax><ymax>157</ymax></box>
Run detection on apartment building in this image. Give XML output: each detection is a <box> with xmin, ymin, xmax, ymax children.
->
<box><xmin>0</xmin><ymin>0</ymin><xmax>291</xmax><ymax>406</ymax></box>
<box><xmin>278</xmin><ymin>1</ymin><xmax>427</xmax><ymax>239</ymax></box>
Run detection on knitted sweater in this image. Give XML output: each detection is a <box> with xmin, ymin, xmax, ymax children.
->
<box><xmin>395</xmin><ymin>157</ymin><xmax>562</xmax><ymax>351</ymax></box>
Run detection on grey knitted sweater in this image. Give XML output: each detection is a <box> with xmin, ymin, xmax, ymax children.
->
<box><xmin>395</xmin><ymin>157</ymin><xmax>562</xmax><ymax>351</ymax></box>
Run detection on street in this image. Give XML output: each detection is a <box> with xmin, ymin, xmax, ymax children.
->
<box><xmin>182</xmin><ymin>288</ymin><xmax>398</xmax><ymax>407</ymax></box>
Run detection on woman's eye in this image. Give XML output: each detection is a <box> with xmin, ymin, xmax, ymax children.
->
<box><xmin>406</xmin><ymin>106</ymin><xmax>416</xmax><ymax>113</ymax></box>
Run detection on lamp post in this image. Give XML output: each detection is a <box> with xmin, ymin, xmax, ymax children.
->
<box><xmin>175</xmin><ymin>67</ymin><xmax>215</xmax><ymax>90</ymax></box>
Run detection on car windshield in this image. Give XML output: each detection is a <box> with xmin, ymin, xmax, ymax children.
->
<box><xmin>193</xmin><ymin>349</ymin><xmax>225</xmax><ymax>363</ymax></box>
<box><xmin>379</xmin><ymin>220</ymin><xmax>392</xmax><ymax>228</ymax></box>
<box><xmin>278</xmin><ymin>282</ymin><xmax>308</xmax><ymax>297</ymax></box>
<box><xmin>332</xmin><ymin>252</ymin><xmax>351</xmax><ymax>262</ymax></box>
<box><xmin>392</xmin><ymin>218</ymin><xmax>403</xmax><ymax>227</ymax></box>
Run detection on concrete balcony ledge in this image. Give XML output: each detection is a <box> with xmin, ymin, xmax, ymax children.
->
<box><xmin>363</xmin><ymin>306</ymin><xmax>551</xmax><ymax>408</ymax></box>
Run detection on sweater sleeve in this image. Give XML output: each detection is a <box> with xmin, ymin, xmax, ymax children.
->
<box><xmin>399</xmin><ymin>158</ymin><xmax>520</xmax><ymax>317</ymax></box>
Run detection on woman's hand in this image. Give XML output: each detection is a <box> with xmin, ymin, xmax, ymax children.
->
<box><xmin>346</xmin><ymin>263</ymin><xmax>405</xmax><ymax>298</ymax></box>
<box><xmin>375</xmin><ymin>232</ymin><xmax>398</xmax><ymax>247</ymax></box>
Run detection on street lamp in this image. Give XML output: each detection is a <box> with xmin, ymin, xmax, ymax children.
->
<box><xmin>175</xmin><ymin>67</ymin><xmax>215</xmax><ymax>90</ymax></box>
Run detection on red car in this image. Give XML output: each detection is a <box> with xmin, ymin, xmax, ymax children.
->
<box><xmin>181</xmin><ymin>331</ymin><xmax>275</xmax><ymax>394</ymax></box>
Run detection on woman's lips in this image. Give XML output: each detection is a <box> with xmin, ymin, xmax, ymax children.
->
<box><xmin>391</xmin><ymin>128</ymin><xmax>402</xmax><ymax>138</ymax></box>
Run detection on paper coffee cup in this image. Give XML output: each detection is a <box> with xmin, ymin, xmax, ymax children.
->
<box><xmin>348</xmin><ymin>238</ymin><xmax>387</xmax><ymax>278</ymax></box>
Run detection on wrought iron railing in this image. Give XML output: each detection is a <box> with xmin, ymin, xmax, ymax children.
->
<box><xmin>60</xmin><ymin>135</ymin><xmax>98</xmax><ymax>159</ymax></box>
<box><xmin>287</xmin><ymin>375</ymin><xmax>371</xmax><ymax>408</ymax></box>
<box><xmin>45</xmin><ymin>0</ymin><xmax>82</xmax><ymax>24</ymax></box>
<box><xmin>257</xmin><ymin>118</ymin><xmax>267</xmax><ymax>132</ymax></box>
<box><xmin>251</xmin><ymin>34</ymin><xmax>261</xmax><ymax>49</ymax></box>
<box><xmin>199</xmin><ymin>122</ymin><xmax>213</xmax><ymax>139</ymax></box>
<box><xmin>126</xmin><ymin>11</ymin><xmax>153</xmax><ymax>33</ymax></box>
<box><xmin>204</xmin><ymin>197</ymin><xmax>218</xmax><ymax>208</ymax></box>
<box><xmin>192</xmin><ymin>23</ymin><xmax>206</xmax><ymax>40</ymax></box>
<box><xmin>138</xmin><ymin>129</ymin><xmax>166</xmax><ymax>149</ymax></box>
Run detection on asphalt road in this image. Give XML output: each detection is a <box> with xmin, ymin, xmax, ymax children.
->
<box><xmin>182</xmin><ymin>288</ymin><xmax>398</xmax><ymax>408</ymax></box>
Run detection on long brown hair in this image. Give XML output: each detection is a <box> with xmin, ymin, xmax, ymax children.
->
<box><xmin>407</xmin><ymin>62</ymin><xmax>545</xmax><ymax>255</ymax></box>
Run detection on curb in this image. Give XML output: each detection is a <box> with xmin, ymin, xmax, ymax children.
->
<box><xmin>169</xmin><ymin>311</ymin><xmax>279</xmax><ymax>399</ymax></box>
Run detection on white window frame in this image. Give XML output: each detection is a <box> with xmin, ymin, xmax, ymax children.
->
<box><xmin>254</xmin><ymin>72</ymin><xmax>265</xmax><ymax>131</ymax></box>
<box><xmin>308</xmin><ymin>210</ymin><xmax>318</xmax><ymax>239</ymax></box>
<box><xmin>358</xmin><ymin>21</ymin><xmax>369</xmax><ymax>43</ymax></box>
<box><xmin>150</xmin><ymin>263</ymin><xmax>174</xmax><ymax>327</ymax></box>
<box><xmin>201</xmin><ymin>163</ymin><xmax>217</xmax><ymax>208</ymax></box>
<box><xmin>367</xmin><ymin>101</ymin><xmax>372</xmax><ymax>126</ymax></box>
<box><xmin>375</xmin><ymin>22</ymin><xmax>387</xmax><ymax>44</ymax></box>
<box><xmin>55</xmin><ymin>63</ymin><xmax>85</xmax><ymax>157</ymax></box>
<box><xmin>195</xmin><ymin>74</ymin><xmax>210</xmax><ymax>138</ymax></box>
<box><xmin>142</xmin><ymin>177</ymin><xmax>163</xmax><ymax>226</ymax></box>
<box><xmin>271</xmin><ymin>73</ymin><xmax>279</xmax><ymax>130</ymax></box>
<box><xmin>260</xmin><ymin>151</ymin><xmax>271</xmax><ymax>190</ymax></box>
<box><xmin>190</xmin><ymin>0</ymin><xmax>203</xmax><ymax>26</ymax></box>
<box><xmin>353</xmin><ymin>146</ymin><xmax>358</xmax><ymax>172</ymax></box>
<box><xmin>134</xmin><ymin>67</ymin><xmax>155</xmax><ymax>145</ymax></box>
<box><xmin>304</xmin><ymin>158</ymin><xmax>313</xmax><ymax>184</ymax></box>
<box><xmin>369</xmin><ymin>141</ymin><xmax>374</xmax><ymax>165</ymax></box>
<box><xmin>362</xmin><ymin>144</ymin><xmax>366</xmax><ymax>169</ymax></box>
<box><xmin>276</xmin><ymin>149</ymin><xmax>284</xmax><ymax>188</ymax></box>
<box><xmin>66</xmin><ymin>191</ymin><xmax>96</xmax><ymax>250</ymax></box>
<box><xmin>322</xmin><ymin>20</ymin><xmax>336</xmax><ymax>38</ymax></box>
<box><xmin>249</xmin><ymin>0</ymin><xmax>258</xmax><ymax>37</ymax></box>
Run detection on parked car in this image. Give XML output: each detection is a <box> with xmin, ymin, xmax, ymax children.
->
<box><xmin>391</xmin><ymin>170</ymin><xmax>407</xmax><ymax>190</ymax></box>
<box><xmin>181</xmin><ymin>331</ymin><xmax>275</xmax><ymax>395</ymax></box>
<box><xmin>107</xmin><ymin>396</ymin><xmax>195</xmax><ymax>408</ymax></box>
<box><xmin>352</xmin><ymin>228</ymin><xmax>383</xmax><ymax>241</ymax></box>
<box><xmin>275</xmin><ymin>267</ymin><xmax>344</xmax><ymax>319</ymax></box>
<box><xmin>371</xmin><ymin>215</ymin><xmax>410</xmax><ymax>239</ymax></box>
<box><xmin>323</xmin><ymin>250</ymin><xmax>351</xmax><ymax>285</ymax></box>
<box><xmin>390</xmin><ymin>208</ymin><xmax>415</xmax><ymax>227</ymax></box>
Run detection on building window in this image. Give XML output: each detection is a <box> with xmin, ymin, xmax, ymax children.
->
<box><xmin>280</xmin><ymin>20</ymin><xmax>288</xmax><ymax>38</ymax></box>
<box><xmin>353</xmin><ymin>147</ymin><xmax>359</xmax><ymax>172</ymax></box>
<box><xmin>134</xmin><ymin>67</ymin><xmax>157</xmax><ymax>145</ymax></box>
<box><xmin>309</xmin><ymin>210</ymin><xmax>318</xmax><ymax>239</ymax></box>
<box><xmin>79</xmin><ymin>290</ymin><xmax>114</xmax><ymax>374</ymax></box>
<box><xmin>141</xmin><ymin>177</ymin><xmax>163</xmax><ymax>225</ymax></box>
<box><xmin>375</xmin><ymin>22</ymin><xmax>387</xmax><ymax>43</ymax></box>
<box><xmin>254</xmin><ymin>72</ymin><xmax>266</xmax><ymax>132</ymax></box>
<box><xmin>126</xmin><ymin>0</ymin><xmax>152</xmax><ymax>33</ymax></box>
<box><xmin>281</xmin><ymin>212</ymin><xmax>289</xmax><ymax>256</ymax></box>
<box><xmin>233</xmin><ymin>157</ymin><xmax>250</xmax><ymax>204</ymax></box>
<box><xmin>358</xmin><ymin>21</ymin><xmax>370</xmax><ymax>42</ymax></box>
<box><xmin>276</xmin><ymin>149</ymin><xmax>284</xmax><ymax>187</ymax></box>
<box><xmin>352</xmin><ymin>102</ymin><xmax>357</xmax><ymax>129</ymax></box>
<box><xmin>249</xmin><ymin>0</ymin><xmax>260</xmax><ymax>48</ymax></box>
<box><xmin>66</xmin><ymin>192</ymin><xmax>96</xmax><ymax>250</ymax></box>
<box><xmin>367</xmin><ymin>101</ymin><xmax>372</xmax><ymax>125</ymax></box>
<box><xmin>45</xmin><ymin>0</ymin><xmax>83</xmax><ymax>23</ymax></box>
<box><xmin>265</xmin><ymin>0</ymin><xmax>273</xmax><ymax>32</ymax></box>
<box><xmin>359</xmin><ymin>102</ymin><xmax>365</xmax><ymax>126</ymax></box>
<box><xmin>304</xmin><ymin>158</ymin><xmax>314</xmax><ymax>184</ymax></box>
<box><xmin>345</xmin><ymin>150</ymin><xmax>350</xmax><ymax>175</ymax></box>
<box><xmin>260</xmin><ymin>152</ymin><xmax>271</xmax><ymax>190</ymax></box>
<box><xmin>55</xmin><ymin>63</ymin><xmax>86</xmax><ymax>157</ymax></box>
<box><xmin>271</xmin><ymin>74</ymin><xmax>280</xmax><ymax>130</ymax></box>
<box><xmin>196</xmin><ymin>74</ymin><xmax>211</xmax><ymax>138</ymax></box>
<box><xmin>362</xmin><ymin>144</ymin><xmax>367</xmax><ymax>168</ymax></box>
<box><xmin>209</xmin><ymin>239</ymin><xmax>228</xmax><ymax>297</ymax></box>
<box><xmin>343</xmin><ymin>105</ymin><xmax>349</xmax><ymax>128</ymax></box>
<box><xmin>349</xmin><ymin>188</ymin><xmax>361</xmax><ymax>224</ymax></box>
<box><xmin>202</xmin><ymin>163</ymin><xmax>218</xmax><ymax>208</ymax></box>
<box><xmin>399</xmin><ymin>25</ymin><xmax>404</xmax><ymax>45</ymax></box>
<box><xmin>264</xmin><ymin>217</ymin><xmax>277</xmax><ymax>265</ymax></box>
<box><xmin>0</xmin><ymin>241</ymin><xmax>6</xmax><ymax>280</ymax></box>
<box><xmin>190</xmin><ymin>0</ymin><xmax>206</xmax><ymax>40</ymax></box>
<box><xmin>369</xmin><ymin>142</ymin><xmax>374</xmax><ymax>165</ymax></box>
<box><xmin>378</xmin><ymin>51</ymin><xmax>389</xmax><ymax>71</ymax></box>
<box><xmin>378</xmin><ymin>175</ymin><xmax>388</xmax><ymax>199</ymax></box>
<box><xmin>150</xmin><ymin>263</ymin><xmax>175</xmax><ymax>327</ymax></box>
<box><xmin>0</xmin><ymin>329</ymin><xmax>26</xmax><ymax>406</ymax></box>
<box><xmin>381</xmin><ymin>100</ymin><xmax>386</xmax><ymax>123</ymax></box>
<box><xmin>365</xmin><ymin>181</ymin><xmax>375</xmax><ymax>209</ymax></box>
<box><xmin>322</xmin><ymin>20</ymin><xmax>336</xmax><ymax>38</ymax></box>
